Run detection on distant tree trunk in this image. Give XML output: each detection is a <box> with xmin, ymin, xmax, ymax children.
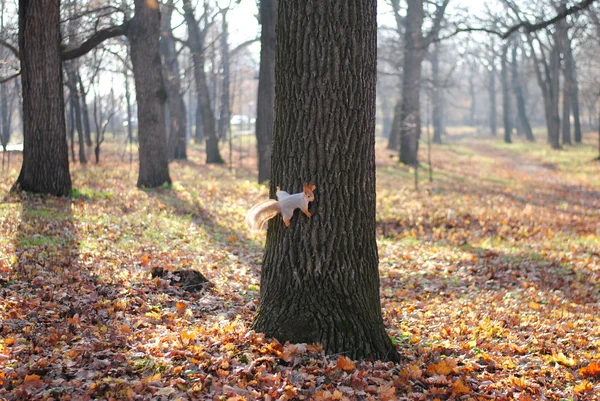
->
<box><xmin>387</xmin><ymin>100</ymin><xmax>402</xmax><ymax>150</ymax></box>
<box><xmin>488</xmin><ymin>57</ymin><xmax>497</xmax><ymax>137</ymax></box>
<box><xmin>547</xmin><ymin>37</ymin><xmax>561</xmax><ymax>149</ymax></box>
<box><xmin>255</xmin><ymin>0</ymin><xmax>276</xmax><ymax>183</ymax></box>
<box><xmin>431</xmin><ymin>41</ymin><xmax>443</xmax><ymax>144</ymax></box>
<box><xmin>253</xmin><ymin>0</ymin><xmax>399</xmax><ymax>362</ymax></box>
<box><xmin>78</xmin><ymin>72</ymin><xmax>93</xmax><ymax>147</ymax></box>
<box><xmin>183</xmin><ymin>0</ymin><xmax>224</xmax><ymax>164</ymax></box>
<box><xmin>129</xmin><ymin>0</ymin><xmax>172</xmax><ymax>187</ymax></box>
<box><xmin>0</xmin><ymin>82</ymin><xmax>9</xmax><ymax>154</ymax></box>
<box><xmin>68</xmin><ymin>98</ymin><xmax>76</xmax><ymax>162</ymax></box>
<box><xmin>511</xmin><ymin>44</ymin><xmax>534</xmax><ymax>141</ymax></box>
<box><xmin>66</xmin><ymin>64</ymin><xmax>87</xmax><ymax>164</ymax></box>
<box><xmin>217</xmin><ymin>9</ymin><xmax>231</xmax><ymax>143</ymax></box>
<box><xmin>14</xmin><ymin>0</ymin><xmax>71</xmax><ymax>196</ymax></box>
<box><xmin>399</xmin><ymin>0</ymin><xmax>425</xmax><ymax>165</ymax></box>
<box><xmin>380</xmin><ymin>94</ymin><xmax>392</xmax><ymax>139</ymax></box>
<box><xmin>160</xmin><ymin>0</ymin><xmax>187</xmax><ymax>160</ymax></box>
<box><xmin>501</xmin><ymin>43</ymin><xmax>511</xmax><ymax>144</ymax></box>
<box><xmin>557</xmin><ymin>12</ymin><xmax>581</xmax><ymax>144</ymax></box>
<box><xmin>124</xmin><ymin>68</ymin><xmax>134</xmax><ymax>144</ymax></box>
<box><xmin>468</xmin><ymin>73</ymin><xmax>476</xmax><ymax>126</ymax></box>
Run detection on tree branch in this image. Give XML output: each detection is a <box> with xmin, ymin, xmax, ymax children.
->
<box><xmin>61</xmin><ymin>24</ymin><xmax>128</xmax><ymax>61</ymax></box>
<box><xmin>501</xmin><ymin>0</ymin><xmax>597</xmax><ymax>38</ymax></box>
<box><xmin>0</xmin><ymin>39</ymin><xmax>19</xmax><ymax>59</ymax></box>
<box><xmin>0</xmin><ymin>71</ymin><xmax>21</xmax><ymax>84</ymax></box>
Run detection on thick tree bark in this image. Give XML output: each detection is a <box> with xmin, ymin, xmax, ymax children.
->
<box><xmin>255</xmin><ymin>0</ymin><xmax>276</xmax><ymax>183</ymax></box>
<box><xmin>398</xmin><ymin>0</ymin><xmax>424</xmax><ymax>165</ymax></box>
<box><xmin>14</xmin><ymin>0</ymin><xmax>71</xmax><ymax>196</ymax></box>
<box><xmin>160</xmin><ymin>0</ymin><xmax>187</xmax><ymax>160</ymax></box>
<box><xmin>183</xmin><ymin>0</ymin><xmax>224</xmax><ymax>164</ymax></box>
<box><xmin>511</xmin><ymin>44</ymin><xmax>534</xmax><ymax>141</ymax></box>
<box><xmin>501</xmin><ymin>43</ymin><xmax>512</xmax><ymax>144</ymax></box>
<box><xmin>431</xmin><ymin>41</ymin><xmax>443</xmax><ymax>144</ymax></box>
<box><xmin>252</xmin><ymin>0</ymin><xmax>399</xmax><ymax>362</ymax></box>
<box><xmin>129</xmin><ymin>0</ymin><xmax>172</xmax><ymax>187</ymax></box>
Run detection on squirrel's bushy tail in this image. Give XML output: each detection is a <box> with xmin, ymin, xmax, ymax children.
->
<box><xmin>245</xmin><ymin>199</ymin><xmax>280</xmax><ymax>231</ymax></box>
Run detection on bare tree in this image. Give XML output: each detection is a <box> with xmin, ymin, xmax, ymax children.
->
<box><xmin>394</xmin><ymin>0</ymin><xmax>449</xmax><ymax>165</ymax></box>
<box><xmin>511</xmin><ymin>42</ymin><xmax>534</xmax><ymax>141</ymax></box>
<box><xmin>160</xmin><ymin>0</ymin><xmax>187</xmax><ymax>160</ymax></box>
<box><xmin>255</xmin><ymin>0</ymin><xmax>276</xmax><ymax>183</ymax></box>
<box><xmin>182</xmin><ymin>0</ymin><xmax>224</xmax><ymax>164</ymax></box>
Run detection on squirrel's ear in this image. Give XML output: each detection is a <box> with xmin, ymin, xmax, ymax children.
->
<box><xmin>304</xmin><ymin>182</ymin><xmax>316</xmax><ymax>193</ymax></box>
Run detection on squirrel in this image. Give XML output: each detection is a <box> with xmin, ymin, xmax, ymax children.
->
<box><xmin>246</xmin><ymin>183</ymin><xmax>316</xmax><ymax>231</ymax></box>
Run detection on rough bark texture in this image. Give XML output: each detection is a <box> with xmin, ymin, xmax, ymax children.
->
<box><xmin>398</xmin><ymin>0</ymin><xmax>424</xmax><ymax>165</ymax></box>
<box><xmin>129</xmin><ymin>0</ymin><xmax>172</xmax><ymax>187</ymax></box>
<box><xmin>183</xmin><ymin>0</ymin><xmax>224</xmax><ymax>164</ymax></box>
<box><xmin>252</xmin><ymin>0</ymin><xmax>399</xmax><ymax>362</ymax></box>
<box><xmin>511</xmin><ymin>44</ymin><xmax>534</xmax><ymax>142</ymax></box>
<box><xmin>15</xmin><ymin>0</ymin><xmax>71</xmax><ymax>196</ymax></box>
<box><xmin>160</xmin><ymin>0</ymin><xmax>187</xmax><ymax>160</ymax></box>
<box><xmin>501</xmin><ymin>43</ymin><xmax>512</xmax><ymax>144</ymax></box>
<box><xmin>255</xmin><ymin>0</ymin><xmax>276</xmax><ymax>183</ymax></box>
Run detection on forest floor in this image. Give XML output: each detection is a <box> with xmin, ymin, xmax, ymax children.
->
<box><xmin>0</xmin><ymin>134</ymin><xmax>599</xmax><ymax>401</ymax></box>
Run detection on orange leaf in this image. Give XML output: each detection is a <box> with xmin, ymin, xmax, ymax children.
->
<box><xmin>24</xmin><ymin>374</ymin><xmax>42</xmax><ymax>387</ymax></box>
<box><xmin>452</xmin><ymin>378</ymin><xmax>471</xmax><ymax>395</ymax></box>
<box><xmin>145</xmin><ymin>0</ymin><xmax>159</xmax><ymax>9</ymax></box>
<box><xmin>4</xmin><ymin>337</ymin><xmax>15</xmax><ymax>346</ymax></box>
<box><xmin>336</xmin><ymin>355</ymin><xmax>356</xmax><ymax>372</ymax></box>
<box><xmin>141</xmin><ymin>254</ymin><xmax>151</xmax><ymax>266</ymax></box>
<box><xmin>176</xmin><ymin>302</ymin><xmax>186</xmax><ymax>314</ymax></box>
<box><xmin>580</xmin><ymin>361</ymin><xmax>600</xmax><ymax>378</ymax></box>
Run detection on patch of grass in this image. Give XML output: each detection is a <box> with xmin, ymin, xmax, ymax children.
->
<box><xmin>71</xmin><ymin>187</ymin><xmax>113</xmax><ymax>199</ymax></box>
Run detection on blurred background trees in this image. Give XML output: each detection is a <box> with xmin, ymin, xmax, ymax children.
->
<box><xmin>0</xmin><ymin>0</ymin><xmax>599</xmax><ymax>192</ymax></box>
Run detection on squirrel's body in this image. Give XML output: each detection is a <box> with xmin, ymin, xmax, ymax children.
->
<box><xmin>246</xmin><ymin>183</ymin><xmax>316</xmax><ymax>230</ymax></box>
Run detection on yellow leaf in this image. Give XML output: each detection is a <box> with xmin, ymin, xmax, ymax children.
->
<box><xmin>546</xmin><ymin>351</ymin><xmax>576</xmax><ymax>367</ymax></box>
<box><xmin>528</xmin><ymin>301</ymin><xmax>541</xmax><ymax>310</ymax></box>
<box><xmin>574</xmin><ymin>380</ymin><xmax>593</xmax><ymax>394</ymax></box>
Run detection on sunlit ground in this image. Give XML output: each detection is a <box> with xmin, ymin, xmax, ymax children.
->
<box><xmin>0</xmin><ymin>131</ymin><xmax>599</xmax><ymax>400</ymax></box>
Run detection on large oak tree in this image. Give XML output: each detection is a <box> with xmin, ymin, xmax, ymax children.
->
<box><xmin>14</xmin><ymin>0</ymin><xmax>72</xmax><ymax>196</ymax></box>
<box><xmin>252</xmin><ymin>0</ymin><xmax>399</xmax><ymax>362</ymax></box>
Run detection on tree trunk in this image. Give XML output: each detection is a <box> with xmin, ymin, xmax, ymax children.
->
<box><xmin>561</xmin><ymin>74</ymin><xmax>572</xmax><ymax>145</ymax></box>
<box><xmin>78</xmin><ymin>72</ymin><xmax>93</xmax><ymax>147</ymax></box>
<box><xmin>14</xmin><ymin>0</ymin><xmax>71</xmax><ymax>196</ymax></box>
<box><xmin>0</xmin><ymin>81</ymin><xmax>9</xmax><ymax>153</ymax></box>
<box><xmin>255</xmin><ymin>0</ymin><xmax>276</xmax><ymax>183</ymax></box>
<box><xmin>501</xmin><ymin>43</ymin><xmax>511</xmax><ymax>144</ymax></box>
<box><xmin>468</xmin><ymin>73</ymin><xmax>476</xmax><ymax>126</ymax></box>
<box><xmin>431</xmin><ymin>41</ymin><xmax>443</xmax><ymax>144</ymax></box>
<box><xmin>399</xmin><ymin>0</ymin><xmax>424</xmax><ymax>165</ymax></box>
<box><xmin>129</xmin><ymin>0</ymin><xmax>172</xmax><ymax>187</ymax></box>
<box><xmin>488</xmin><ymin>58</ymin><xmax>497</xmax><ymax>137</ymax></box>
<box><xmin>217</xmin><ymin>9</ymin><xmax>231</xmax><ymax>143</ymax></box>
<box><xmin>511</xmin><ymin>44</ymin><xmax>534</xmax><ymax>141</ymax></box>
<box><xmin>548</xmin><ymin>37</ymin><xmax>561</xmax><ymax>149</ymax></box>
<box><xmin>160</xmin><ymin>0</ymin><xmax>187</xmax><ymax>160</ymax></box>
<box><xmin>66</xmin><ymin>64</ymin><xmax>87</xmax><ymax>164</ymax></box>
<box><xmin>252</xmin><ymin>0</ymin><xmax>399</xmax><ymax>362</ymax></box>
<box><xmin>183</xmin><ymin>0</ymin><xmax>224</xmax><ymax>164</ymax></box>
<box><xmin>386</xmin><ymin>100</ymin><xmax>401</xmax><ymax>150</ymax></box>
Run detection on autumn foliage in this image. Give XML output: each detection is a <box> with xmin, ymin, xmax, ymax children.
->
<box><xmin>0</xmin><ymin>137</ymin><xmax>599</xmax><ymax>400</ymax></box>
